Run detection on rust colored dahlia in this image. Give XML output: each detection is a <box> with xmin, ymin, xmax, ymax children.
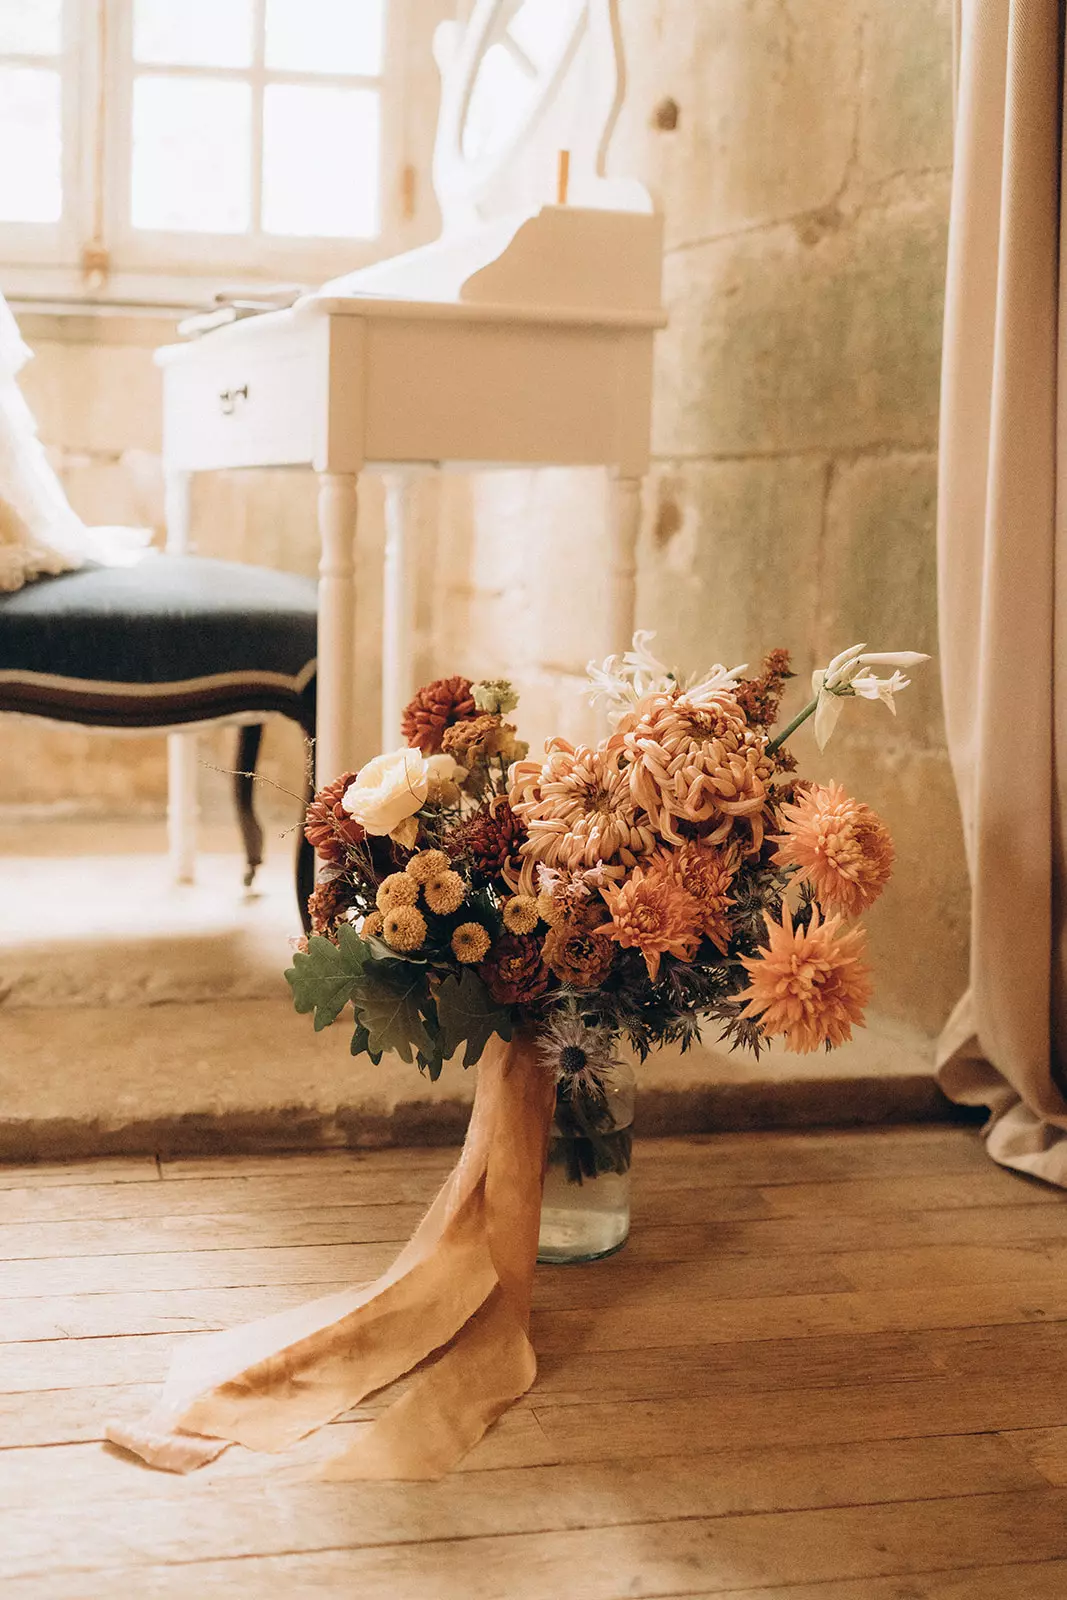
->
<box><xmin>307</xmin><ymin>874</ymin><xmax>355</xmax><ymax>937</ymax></box>
<box><xmin>401</xmin><ymin>675</ymin><xmax>477</xmax><ymax>755</ymax></box>
<box><xmin>618</xmin><ymin>684</ymin><xmax>775</xmax><ymax>852</ymax></box>
<box><xmin>772</xmin><ymin>781</ymin><xmax>894</xmax><ymax>918</ymax></box>
<box><xmin>508</xmin><ymin>739</ymin><xmax>656</xmax><ymax>895</ymax></box>
<box><xmin>542</xmin><ymin>903</ymin><xmax>617</xmax><ymax>989</ymax></box>
<box><xmin>738</xmin><ymin>905</ymin><xmax>872</xmax><ymax>1054</ymax></box>
<box><xmin>445</xmin><ymin>797</ymin><xmax>527</xmax><ymax>883</ymax></box>
<box><xmin>303</xmin><ymin>772</ymin><xmax>365</xmax><ymax>865</ymax></box>
<box><xmin>478</xmin><ymin>933</ymin><xmax>552</xmax><ymax>1005</ymax></box>
<box><xmin>595</xmin><ymin>864</ymin><xmax>702</xmax><ymax>981</ymax></box>
<box><xmin>661</xmin><ymin>841</ymin><xmax>737</xmax><ymax>954</ymax></box>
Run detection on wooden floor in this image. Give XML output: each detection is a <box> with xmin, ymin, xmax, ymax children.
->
<box><xmin>5</xmin><ymin>1127</ymin><xmax>1067</xmax><ymax>1598</ymax></box>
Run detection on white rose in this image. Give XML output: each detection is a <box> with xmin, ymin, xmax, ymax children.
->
<box><xmin>341</xmin><ymin>748</ymin><xmax>429</xmax><ymax>839</ymax></box>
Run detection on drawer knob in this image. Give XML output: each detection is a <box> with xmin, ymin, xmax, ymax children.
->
<box><xmin>219</xmin><ymin>383</ymin><xmax>249</xmax><ymax>415</ymax></box>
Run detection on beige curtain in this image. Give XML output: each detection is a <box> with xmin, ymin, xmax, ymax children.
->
<box><xmin>937</xmin><ymin>0</ymin><xmax>1067</xmax><ymax>1178</ymax></box>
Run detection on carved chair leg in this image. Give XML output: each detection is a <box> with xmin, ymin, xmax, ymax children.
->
<box><xmin>235</xmin><ymin>723</ymin><xmax>265</xmax><ymax>889</ymax></box>
<box><xmin>295</xmin><ymin>693</ymin><xmax>317</xmax><ymax>933</ymax></box>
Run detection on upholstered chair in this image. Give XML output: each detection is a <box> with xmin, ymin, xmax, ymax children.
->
<box><xmin>0</xmin><ymin>552</ymin><xmax>317</xmax><ymax>926</ymax></box>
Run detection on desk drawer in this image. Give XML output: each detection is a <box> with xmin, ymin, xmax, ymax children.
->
<box><xmin>163</xmin><ymin>342</ymin><xmax>320</xmax><ymax>471</ymax></box>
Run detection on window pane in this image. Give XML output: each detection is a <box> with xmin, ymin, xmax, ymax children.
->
<box><xmin>265</xmin><ymin>0</ymin><xmax>385</xmax><ymax>76</ymax></box>
<box><xmin>131</xmin><ymin>77</ymin><xmax>251</xmax><ymax>233</ymax></box>
<box><xmin>133</xmin><ymin>0</ymin><xmax>253</xmax><ymax>69</ymax></box>
<box><xmin>0</xmin><ymin>0</ymin><xmax>61</xmax><ymax>56</ymax></box>
<box><xmin>262</xmin><ymin>85</ymin><xmax>379</xmax><ymax>238</ymax></box>
<box><xmin>0</xmin><ymin>67</ymin><xmax>60</xmax><ymax>222</ymax></box>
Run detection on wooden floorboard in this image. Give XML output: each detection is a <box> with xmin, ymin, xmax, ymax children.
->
<box><xmin>3</xmin><ymin>1125</ymin><xmax>1067</xmax><ymax>1598</ymax></box>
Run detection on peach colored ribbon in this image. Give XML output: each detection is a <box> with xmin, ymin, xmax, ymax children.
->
<box><xmin>105</xmin><ymin>1032</ymin><xmax>555</xmax><ymax>1480</ymax></box>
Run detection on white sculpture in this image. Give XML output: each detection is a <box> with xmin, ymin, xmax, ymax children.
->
<box><xmin>0</xmin><ymin>292</ymin><xmax>148</xmax><ymax>592</ymax></box>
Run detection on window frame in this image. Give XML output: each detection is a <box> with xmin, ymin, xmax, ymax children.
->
<box><xmin>0</xmin><ymin>0</ymin><xmax>94</xmax><ymax>271</ymax></box>
<box><xmin>0</xmin><ymin>0</ymin><xmax>438</xmax><ymax>309</ymax></box>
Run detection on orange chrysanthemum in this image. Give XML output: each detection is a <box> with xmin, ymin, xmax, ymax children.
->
<box><xmin>618</xmin><ymin>685</ymin><xmax>774</xmax><ymax>852</ymax></box>
<box><xmin>508</xmin><ymin>739</ymin><xmax>655</xmax><ymax>895</ymax></box>
<box><xmin>738</xmin><ymin>905</ymin><xmax>872</xmax><ymax>1054</ymax></box>
<box><xmin>772</xmin><ymin>781</ymin><xmax>894</xmax><ymax>919</ymax></box>
<box><xmin>659</xmin><ymin>841</ymin><xmax>737</xmax><ymax>954</ymax></box>
<box><xmin>596</xmin><ymin>864</ymin><xmax>702</xmax><ymax>981</ymax></box>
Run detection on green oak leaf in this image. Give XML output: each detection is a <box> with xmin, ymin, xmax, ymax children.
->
<box><xmin>363</xmin><ymin>934</ymin><xmax>428</xmax><ymax>965</ymax></box>
<box><xmin>351</xmin><ymin>963</ymin><xmax>434</xmax><ymax>1064</ymax></box>
<box><xmin>416</xmin><ymin>1012</ymin><xmax>446</xmax><ymax>1082</ymax></box>
<box><xmin>349</xmin><ymin>1022</ymin><xmax>383</xmax><ymax>1065</ymax></box>
<box><xmin>435</xmin><ymin>968</ymin><xmax>513</xmax><ymax>1068</ymax></box>
<box><xmin>284</xmin><ymin>924</ymin><xmax>371</xmax><ymax>1031</ymax></box>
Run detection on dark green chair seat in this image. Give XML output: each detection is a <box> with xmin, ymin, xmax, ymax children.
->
<box><xmin>0</xmin><ymin>554</ymin><xmax>317</xmax><ymax>920</ymax></box>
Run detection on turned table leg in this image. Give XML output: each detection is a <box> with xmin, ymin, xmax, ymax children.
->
<box><xmin>315</xmin><ymin>471</ymin><xmax>360</xmax><ymax>786</ymax></box>
<box><xmin>381</xmin><ymin>467</ymin><xmax>428</xmax><ymax>749</ymax></box>
<box><xmin>608</xmin><ymin>472</ymin><xmax>642</xmax><ymax>653</ymax></box>
<box><xmin>163</xmin><ymin>468</ymin><xmax>198</xmax><ymax>885</ymax></box>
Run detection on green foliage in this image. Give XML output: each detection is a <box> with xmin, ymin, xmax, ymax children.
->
<box><xmin>349</xmin><ymin>1022</ymin><xmax>383</xmax><ymax>1066</ymax></box>
<box><xmin>435</xmin><ymin>968</ymin><xmax>513</xmax><ymax>1068</ymax></box>
<box><xmin>350</xmin><ymin>963</ymin><xmax>434</xmax><ymax>1066</ymax></box>
<box><xmin>284</xmin><ymin>924</ymin><xmax>371</xmax><ymax>1032</ymax></box>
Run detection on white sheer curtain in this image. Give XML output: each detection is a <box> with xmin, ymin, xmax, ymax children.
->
<box><xmin>936</xmin><ymin>0</ymin><xmax>1067</xmax><ymax>1181</ymax></box>
<box><xmin>0</xmin><ymin>290</ymin><xmax>149</xmax><ymax>592</ymax></box>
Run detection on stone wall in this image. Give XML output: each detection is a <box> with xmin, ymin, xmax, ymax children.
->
<box><xmin>3</xmin><ymin>0</ymin><xmax>967</xmax><ymax>1044</ymax></box>
<box><xmin>623</xmin><ymin>0</ymin><xmax>966</xmax><ymax>1038</ymax></box>
<box><xmin>430</xmin><ymin>0</ymin><xmax>966</xmax><ymax>1040</ymax></box>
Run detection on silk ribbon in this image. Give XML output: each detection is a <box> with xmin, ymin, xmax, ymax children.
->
<box><xmin>106</xmin><ymin>1031</ymin><xmax>555</xmax><ymax>1480</ymax></box>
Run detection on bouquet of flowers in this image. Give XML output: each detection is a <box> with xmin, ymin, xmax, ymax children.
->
<box><xmin>109</xmin><ymin>634</ymin><xmax>929</xmax><ymax>1487</ymax></box>
<box><xmin>287</xmin><ymin>635</ymin><xmax>928</xmax><ymax>1178</ymax></box>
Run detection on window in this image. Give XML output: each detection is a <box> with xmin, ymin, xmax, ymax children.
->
<box><xmin>0</xmin><ymin>0</ymin><xmax>433</xmax><ymax>306</ymax></box>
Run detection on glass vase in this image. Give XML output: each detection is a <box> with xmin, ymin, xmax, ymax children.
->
<box><xmin>537</xmin><ymin>1063</ymin><xmax>635</xmax><ymax>1265</ymax></box>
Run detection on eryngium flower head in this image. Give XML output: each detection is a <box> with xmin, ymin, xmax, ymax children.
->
<box><xmin>537</xmin><ymin>1007</ymin><xmax>621</xmax><ymax>1102</ymax></box>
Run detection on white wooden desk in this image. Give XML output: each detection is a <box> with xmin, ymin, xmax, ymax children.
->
<box><xmin>157</xmin><ymin>280</ymin><xmax>663</xmax><ymax>875</ymax></box>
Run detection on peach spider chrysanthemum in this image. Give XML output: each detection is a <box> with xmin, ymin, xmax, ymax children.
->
<box><xmin>507</xmin><ymin>738</ymin><xmax>656</xmax><ymax>895</ymax></box>
<box><xmin>772</xmin><ymin>781</ymin><xmax>894</xmax><ymax>919</ymax></box>
<box><xmin>617</xmin><ymin>684</ymin><xmax>774</xmax><ymax>852</ymax></box>
<box><xmin>595</xmin><ymin>864</ymin><xmax>702</xmax><ymax>981</ymax></box>
<box><xmin>738</xmin><ymin>905</ymin><xmax>872</xmax><ymax>1054</ymax></box>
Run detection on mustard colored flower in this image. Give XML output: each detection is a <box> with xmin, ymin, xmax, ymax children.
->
<box><xmin>452</xmin><ymin>922</ymin><xmax>491</xmax><ymax>964</ymax></box>
<box><xmin>361</xmin><ymin>910</ymin><xmax>384</xmax><ymax>939</ymax></box>
<box><xmin>375</xmin><ymin>872</ymin><xmax>419</xmax><ymax>912</ymax></box>
<box><xmin>772</xmin><ymin>782</ymin><xmax>894</xmax><ymax>919</ymax></box>
<box><xmin>423</xmin><ymin>869</ymin><xmax>466</xmax><ymax>915</ymax></box>
<box><xmin>738</xmin><ymin>905</ymin><xmax>872</xmax><ymax>1054</ymax></box>
<box><xmin>382</xmin><ymin>905</ymin><xmax>427</xmax><ymax>952</ymax></box>
<box><xmin>406</xmin><ymin>849</ymin><xmax>450</xmax><ymax>884</ymax></box>
<box><xmin>502</xmin><ymin>895</ymin><xmax>540</xmax><ymax>934</ymax></box>
<box><xmin>595</xmin><ymin>864</ymin><xmax>702</xmax><ymax>981</ymax></box>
